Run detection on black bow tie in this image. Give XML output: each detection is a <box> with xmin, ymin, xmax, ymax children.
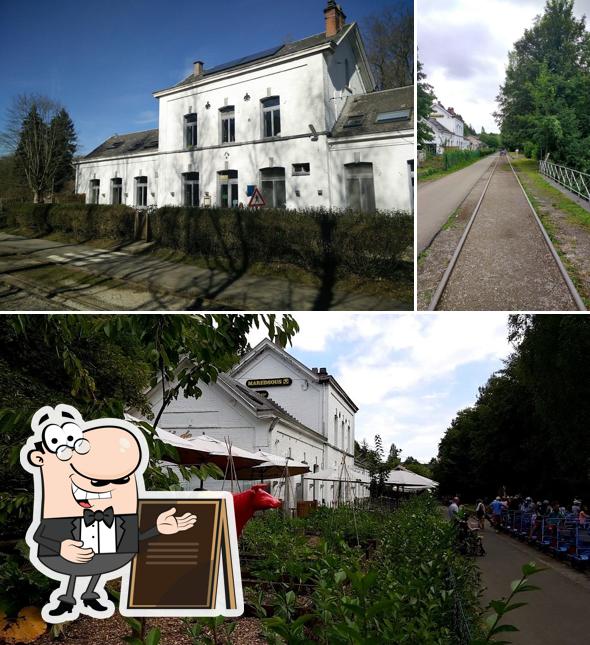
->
<box><xmin>83</xmin><ymin>506</ymin><xmax>114</xmax><ymax>528</ymax></box>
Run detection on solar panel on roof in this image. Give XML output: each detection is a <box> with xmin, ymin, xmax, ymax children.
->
<box><xmin>204</xmin><ymin>44</ymin><xmax>283</xmax><ymax>76</ymax></box>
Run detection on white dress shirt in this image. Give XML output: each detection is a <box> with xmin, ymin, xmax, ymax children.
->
<box><xmin>80</xmin><ymin>517</ymin><xmax>117</xmax><ymax>553</ymax></box>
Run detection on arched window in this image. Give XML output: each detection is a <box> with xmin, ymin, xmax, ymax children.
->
<box><xmin>182</xmin><ymin>172</ymin><xmax>199</xmax><ymax>206</ymax></box>
<box><xmin>259</xmin><ymin>167</ymin><xmax>286</xmax><ymax>208</ymax></box>
<box><xmin>218</xmin><ymin>169</ymin><xmax>238</xmax><ymax>207</ymax></box>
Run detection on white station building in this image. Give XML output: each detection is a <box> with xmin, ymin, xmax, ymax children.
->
<box><xmin>75</xmin><ymin>2</ymin><xmax>414</xmax><ymax>213</ymax></box>
<box><xmin>424</xmin><ymin>102</ymin><xmax>470</xmax><ymax>154</ymax></box>
<box><xmin>145</xmin><ymin>338</ymin><xmax>368</xmax><ymax>502</ymax></box>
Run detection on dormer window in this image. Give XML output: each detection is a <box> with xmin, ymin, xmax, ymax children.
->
<box><xmin>375</xmin><ymin>109</ymin><xmax>411</xmax><ymax>124</ymax></box>
<box><xmin>344</xmin><ymin>114</ymin><xmax>364</xmax><ymax>128</ymax></box>
<box><xmin>220</xmin><ymin>106</ymin><xmax>235</xmax><ymax>144</ymax></box>
<box><xmin>261</xmin><ymin>96</ymin><xmax>281</xmax><ymax>138</ymax></box>
<box><xmin>184</xmin><ymin>113</ymin><xmax>197</xmax><ymax>147</ymax></box>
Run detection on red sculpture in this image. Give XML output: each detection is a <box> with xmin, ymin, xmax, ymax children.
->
<box><xmin>232</xmin><ymin>484</ymin><xmax>282</xmax><ymax>536</ymax></box>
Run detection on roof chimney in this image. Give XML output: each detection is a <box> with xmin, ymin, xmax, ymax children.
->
<box><xmin>193</xmin><ymin>60</ymin><xmax>204</xmax><ymax>77</ymax></box>
<box><xmin>324</xmin><ymin>1</ymin><xmax>346</xmax><ymax>38</ymax></box>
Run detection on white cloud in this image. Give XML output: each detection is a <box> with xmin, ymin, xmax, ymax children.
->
<box><xmin>248</xmin><ymin>313</ymin><xmax>510</xmax><ymax>462</ymax></box>
<box><xmin>418</xmin><ymin>0</ymin><xmax>590</xmax><ymax>131</ymax></box>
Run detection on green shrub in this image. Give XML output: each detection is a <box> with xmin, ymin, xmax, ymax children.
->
<box><xmin>151</xmin><ymin>207</ymin><xmax>413</xmax><ymax>280</ymax></box>
<box><xmin>47</xmin><ymin>204</ymin><xmax>135</xmax><ymax>241</ymax></box>
<box><xmin>0</xmin><ymin>203</ymin><xmax>412</xmax><ymax>280</ymax></box>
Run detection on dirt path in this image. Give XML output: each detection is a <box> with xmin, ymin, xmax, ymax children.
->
<box><xmin>479</xmin><ymin>528</ymin><xmax>590</xmax><ymax>645</ymax></box>
<box><xmin>417</xmin><ymin>154</ymin><xmax>497</xmax><ymax>253</ymax></box>
<box><xmin>436</xmin><ymin>157</ymin><xmax>579</xmax><ymax>310</ymax></box>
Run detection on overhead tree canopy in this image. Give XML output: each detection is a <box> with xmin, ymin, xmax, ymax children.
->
<box><xmin>495</xmin><ymin>0</ymin><xmax>590</xmax><ymax>170</ymax></box>
<box><xmin>0</xmin><ymin>314</ymin><xmax>299</xmax><ymax>535</ymax></box>
<box><xmin>434</xmin><ymin>314</ymin><xmax>590</xmax><ymax>504</ymax></box>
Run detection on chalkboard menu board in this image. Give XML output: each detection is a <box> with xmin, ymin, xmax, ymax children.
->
<box><xmin>120</xmin><ymin>492</ymin><xmax>242</xmax><ymax>617</ymax></box>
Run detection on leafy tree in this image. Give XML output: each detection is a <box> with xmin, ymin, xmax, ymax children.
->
<box><xmin>495</xmin><ymin>0</ymin><xmax>590</xmax><ymax>169</ymax></box>
<box><xmin>434</xmin><ymin>314</ymin><xmax>590</xmax><ymax>503</ymax></box>
<box><xmin>0</xmin><ymin>314</ymin><xmax>299</xmax><ymax>537</ymax></box>
<box><xmin>417</xmin><ymin>59</ymin><xmax>436</xmax><ymax>149</ymax></box>
<box><xmin>363</xmin><ymin>4</ymin><xmax>413</xmax><ymax>89</ymax></box>
<box><xmin>50</xmin><ymin>108</ymin><xmax>77</xmax><ymax>193</ymax></box>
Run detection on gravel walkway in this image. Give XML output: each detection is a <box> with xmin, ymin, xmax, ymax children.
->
<box><xmin>437</xmin><ymin>157</ymin><xmax>578</xmax><ymax>311</ymax></box>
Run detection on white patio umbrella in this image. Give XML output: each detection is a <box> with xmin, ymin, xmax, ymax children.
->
<box><xmin>386</xmin><ymin>465</ymin><xmax>438</xmax><ymax>491</ymax></box>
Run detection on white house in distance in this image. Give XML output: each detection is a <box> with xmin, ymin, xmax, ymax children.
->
<box><xmin>424</xmin><ymin>102</ymin><xmax>470</xmax><ymax>154</ymax></box>
<box><xmin>75</xmin><ymin>2</ymin><xmax>414</xmax><ymax>213</ymax></box>
<box><xmin>145</xmin><ymin>338</ymin><xmax>367</xmax><ymax>503</ymax></box>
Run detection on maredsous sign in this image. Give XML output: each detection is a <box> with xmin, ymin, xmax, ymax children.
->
<box><xmin>245</xmin><ymin>378</ymin><xmax>292</xmax><ymax>388</ymax></box>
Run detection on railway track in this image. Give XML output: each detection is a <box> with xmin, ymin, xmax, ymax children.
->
<box><xmin>428</xmin><ymin>154</ymin><xmax>586</xmax><ymax>311</ymax></box>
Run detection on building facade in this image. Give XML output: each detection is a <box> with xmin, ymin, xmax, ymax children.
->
<box><xmin>143</xmin><ymin>339</ymin><xmax>364</xmax><ymax>502</ymax></box>
<box><xmin>423</xmin><ymin>102</ymin><xmax>470</xmax><ymax>154</ymax></box>
<box><xmin>75</xmin><ymin>2</ymin><xmax>414</xmax><ymax>213</ymax></box>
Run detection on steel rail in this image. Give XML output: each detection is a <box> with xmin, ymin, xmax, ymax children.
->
<box><xmin>428</xmin><ymin>154</ymin><xmax>586</xmax><ymax>311</ymax></box>
<box><xmin>427</xmin><ymin>154</ymin><xmax>500</xmax><ymax>311</ymax></box>
<box><xmin>506</xmin><ymin>155</ymin><xmax>586</xmax><ymax>311</ymax></box>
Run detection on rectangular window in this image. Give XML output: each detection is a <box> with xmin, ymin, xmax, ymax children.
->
<box><xmin>135</xmin><ymin>176</ymin><xmax>148</xmax><ymax>207</ymax></box>
<box><xmin>345</xmin><ymin>163</ymin><xmax>376</xmax><ymax>212</ymax></box>
<box><xmin>375</xmin><ymin>109</ymin><xmax>411</xmax><ymax>124</ymax></box>
<box><xmin>89</xmin><ymin>179</ymin><xmax>100</xmax><ymax>204</ymax></box>
<box><xmin>220</xmin><ymin>107</ymin><xmax>235</xmax><ymax>144</ymax></box>
<box><xmin>184</xmin><ymin>113</ymin><xmax>197</xmax><ymax>147</ymax></box>
<box><xmin>292</xmin><ymin>163</ymin><xmax>310</xmax><ymax>176</ymax></box>
<box><xmin>262</xmin><ymin>96</ymin><xmax>281</xmax><ymax>138</ymax></box>
<box><xmin>182</xmin><ymin>172</ymin><xmax>199</xmax><ymax>206</ymax></box>
<box><xmin>218</xmin><ymin>170</ymin><xmax>238</xmax><ymax>208</ymax></box>
<box><xmin>260</xmin><ymin>167</ymin><xmax>286</xmax><ymax>208</ymax></box>
<box><xmin>110</xmin><ymin>178</ymin><xmax>122</xmax><ymax>205</ymax></box>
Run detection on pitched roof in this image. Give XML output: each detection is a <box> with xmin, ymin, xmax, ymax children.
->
<box><xmin>426</xmin><ymin>117</ymin><xmax>457</xmax><ymax>137</ymax></box>
<box><xmin>330</xmin><ymin>85</ymin><xmax>414</xmax><ymax>139</ymax></box>
<box><xmin>168</xmin><ymin>25</ymin><xmax>352</xmax><ymax>91</ymax></box>
<box><xmin>85</xmin><ymin>129</ymin><xmax>158</xmax><ymax>160</ymax></box>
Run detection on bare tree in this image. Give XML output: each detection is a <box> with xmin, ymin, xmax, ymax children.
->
<box><xmin>0</xmin><ymin>94</ymin><xmax>64</xmax><ymax>203</ymax></box>
<box><xmin>363</xmin><ymin>4</ymin><xmax>414</xmax><ymax>90</ymax></box>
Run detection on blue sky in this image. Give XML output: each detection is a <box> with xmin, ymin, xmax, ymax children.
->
<box><xmin>0</xmin><ymin>0</ymin><xmax>411</xmax><ymax>155</ymax></box>
<box><xmin>250</xmin><ymin>313</ymin><xmax>512</xmax><ymax>462</ymax></box>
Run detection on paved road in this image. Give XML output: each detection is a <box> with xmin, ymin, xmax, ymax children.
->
<box><xmin>0</xmin><ymin>233</ymin><xmax>409</xmax><ymax>310</ymax></box>
<box><xmin>437</xmin><ymin>157</ymin><xmax>578</xmax><ymax>310</ymax></box>
<box><xmin>479</xmin><ymin>528</ymin><xmax>590</xmax><ymax>645</ymax></box>
<box><xmin>417</xmin><ymin>154</ymin><xmax>498</xmax><ymax>253</ymax></box>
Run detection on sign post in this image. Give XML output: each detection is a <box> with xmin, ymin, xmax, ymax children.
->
<box><xmin>247</xmin><ymin>187</ymin><xmax>265</xmax><ymax>209</ymax></box>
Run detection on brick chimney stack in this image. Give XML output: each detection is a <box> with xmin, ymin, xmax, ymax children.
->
<box><xmin>324</xmin><ymin>1</ymin><xmax>346</xmax><ymax>38</ymax></box>
<box><xmin>193</xmin><ymin>60</ymin><xmax>204</xmax><ymax>77</ymax></box>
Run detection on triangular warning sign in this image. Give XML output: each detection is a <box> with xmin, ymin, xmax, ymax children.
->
<box><xmin>248</xmin><ymin>187</ymin><xmax>266</xmax><ymax>208</ymax></box>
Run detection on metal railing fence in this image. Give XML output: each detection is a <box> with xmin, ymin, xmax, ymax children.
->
<box><xmin>539</xmin><ymin>160</ymin><xmax>590</xmax><ymax>202</ymax></box>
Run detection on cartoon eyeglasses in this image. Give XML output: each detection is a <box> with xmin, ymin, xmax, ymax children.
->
<box><xmin>42</xmin><ymin>422</ymin><xmax>91</xmax><ymax>461</ymax></box>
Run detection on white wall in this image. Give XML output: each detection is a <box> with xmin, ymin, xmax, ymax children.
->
<box><xmin>329</xmin><ymin>134</ymin><xmax>414</xmax><ymax>211</ymax></box>
<box><xmin>232</xmin><ymin>352</ymin><xmax>323</xmax><ymax>436</ymax></box>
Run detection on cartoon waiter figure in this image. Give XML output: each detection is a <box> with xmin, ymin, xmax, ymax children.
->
<box><xmin>20</xmin><ymin>404</ymin><xmax>197</xmax><ymax>622</ymax></box>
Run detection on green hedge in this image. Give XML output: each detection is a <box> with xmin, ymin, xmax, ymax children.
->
<box><xmin>0</xmin><ymin>203</ymin><xmax>412</xmax><ymax>280</ymax></box>
<box><xmin>151</xmin><ymin>207</ymin><xmax>413</xmax><ymax>280</ymax></box>
<box><xmin>0</xmin><ymin>202</ymin><xmax>135</xmax><ymax>240</ymax></box>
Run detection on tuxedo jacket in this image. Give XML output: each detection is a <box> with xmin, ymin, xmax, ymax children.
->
<box><xmin>33</xmin><ymin>515</ymin><xmax>158</xmax><ymax>557</ymax></box>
